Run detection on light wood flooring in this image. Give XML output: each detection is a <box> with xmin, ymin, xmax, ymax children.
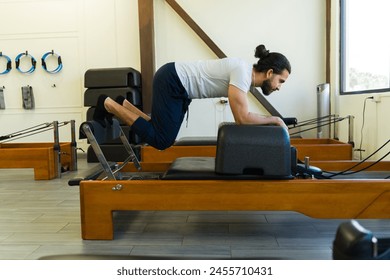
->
<box><xmin>1</xmin><ymin>153</ymin><xmax>390</xmax><ymax>260</ymax></box>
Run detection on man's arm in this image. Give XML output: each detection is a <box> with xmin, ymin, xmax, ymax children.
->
<box><xmin>227</xmin><ymin>85</ymin><xmax>288</xmax><ymax>130</ymax></box>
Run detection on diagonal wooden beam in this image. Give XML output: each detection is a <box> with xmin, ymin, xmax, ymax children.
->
<box><xmin>250</xmin><ymin>88</ymin><xmax>282</xmax><ymax>117</ymax></box>
<box><xmin>165</xmin><ymin>0</ymin><xmax>226</xmax><ymax>59</ymax></box>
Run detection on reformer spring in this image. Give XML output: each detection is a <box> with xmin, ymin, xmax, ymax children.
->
<box><xmin>288</xmin><ymin>114</ymin><xmax>348</xmax><ymax>136</ymax></box>
<box><xmin>287</xmin><ymin>114</ymin><xmax>389</xmax><ymax>179</ymax></box>
<box><xmin>321</xmin><ymin>139</ymin><xmax>390</xmax><ymax>179</ymax></box>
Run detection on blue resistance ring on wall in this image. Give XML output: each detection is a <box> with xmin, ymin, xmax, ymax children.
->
<box><xmin>0</xmin><ymin>52</ymin><xmax>12</xmax><ymax>75</ymax></box>
<box><xmin>15</xmin><ymin>51</ymin><xmax>37</xmax><ymax>74</ymax></box>
<box><xmin>41</xmin><ymin>51</ymin><xmax>63</xmax><ymax>74</ymax></box>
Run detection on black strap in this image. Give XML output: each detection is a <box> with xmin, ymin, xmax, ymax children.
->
<box><xmin>15</xmin><ymin>51</ymin><xmax>36</xmax><ymax>74</ymax></box>
<box><xmin>0</xmin><ymin>52</ymin><xmax>12</xmax><ymax>75</ymax></box>
<box><xmin>41</xmin><ymin>50</ymin><xmax>63</xmax><ymax>74</ymax></box>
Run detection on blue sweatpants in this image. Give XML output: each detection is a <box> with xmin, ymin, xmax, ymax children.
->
<box><xmin>131</xmin><ymin>63</ymin><xmax>191</xmax><ymax>150</ymax></box>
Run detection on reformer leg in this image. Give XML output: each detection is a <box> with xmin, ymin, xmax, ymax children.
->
<box><xmin>70</xmin><ymin>120</ymin><xmax>78</xmax><ymax>171</ymax></box>
<box><xmin>53</xmin><ymin>121</ymin><xmax>61</xmax><ymax>178</ymax></box>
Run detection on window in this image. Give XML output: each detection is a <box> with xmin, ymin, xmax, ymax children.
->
<box><xmin>340</xmin><ymin>0</ymin><xmax>390</xmax><ymax>94</ymax></box>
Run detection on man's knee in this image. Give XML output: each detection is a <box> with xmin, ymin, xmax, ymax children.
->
<box><xmin>152</xmin><ymin>140</ymin><xmax>175</xmax><ymax>151</ymax></box>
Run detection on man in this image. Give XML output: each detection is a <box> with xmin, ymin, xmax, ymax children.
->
<box><xmin>94</xmin><ymin>44</ymin><xmax>291</xmax><ymax>150</ymax></box>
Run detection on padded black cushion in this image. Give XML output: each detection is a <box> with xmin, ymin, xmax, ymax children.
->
<box><xmin>163</xmin><ymin>124</ymin><xmax>294</xmax><ymax>180</ymax></box>
<box><xmin>79</xmin><ymin>119</ymin><xmax>121</xmax><ymax>144</ymax></box>
<box><xmin>174</xmin><ymin>136</ymin><xmax>217</xmax><ymax>146</ymax></box>
<box><xmin>161</xmin><ymin>157</ymin><xmax>285</xmax><ymax>180</ymax></box>
<box><xmin>162</xmin><ymin>124</ymin><xmax>295</xmax><ymax>180</ymax></box>
<box><xmin>215</xmin><ymin>124</ymin><xmax>292</xmax><ymax>178</ymax></box>
<box><xmin>84</xmin><ymin>87</ymin><xmax>142</xmax><ymax>106</ymax></box>
<box><xmin>84</xmin><ymin>67</ymin><xmax>141</xmax><ymax>88</ymax></box>
<box><xmin>162</xmin><ymin>157</ymin><xmax>216</xmax><ymax>180</ymax></box>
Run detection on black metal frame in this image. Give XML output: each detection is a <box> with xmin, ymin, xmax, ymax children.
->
<box><xmin>81</xmin><ymin>122</ymin><xmax>141</xmax><ymax>180</ymax></box>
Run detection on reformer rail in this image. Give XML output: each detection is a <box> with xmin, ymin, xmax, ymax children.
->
<box><xmin>288</xmin><ymin>114</ymin><xmax>355</xmax><ymax>146</ymax></box>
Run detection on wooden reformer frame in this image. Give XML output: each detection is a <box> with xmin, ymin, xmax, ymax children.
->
<box><xmin>0</xmin><ymin>120</ymin><xmax>78</xmax><ymax>180</ymax></box>
<box><xmin>141</xmin><ymin>138</ymin><xmax>354</xmax><ymax>163</ymax></box>
<box><xmin>72</xmin><ymin>0</ymin><xmax>385</xmax><ymax>241</ymax></box>
<box><xmin>77</xmin><ymin>123</ymin><xmax>390</xmax><ymax>240</ymax></box>
<box><xmin>79</xmin><ymin>161</ymin><xmax>390</xmax><ymax>240</ymax></box>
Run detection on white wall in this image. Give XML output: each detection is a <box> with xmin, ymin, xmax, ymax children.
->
<box><xmin>0</xmin><ymin>0</ymin><xmax>84</xmax><ymax>143</ymax></box>
<box><xmin>0</xmin><ymin>0</ymin><xmax>326</xmax><ymax>150</ymax></box>
<box><xmin>155</xmin><ymin>0</ymin><xmax>326</xmax><ymax>139</ymax></box>
<box><xmin>0</xmin><ymin>0</ymin><xmax>140</xmax><ymax>148</ymax></box>
<box><xmin>334</xmin><ymin>92</ymin><xmax>390</xmax><ymax>161</ymax></box>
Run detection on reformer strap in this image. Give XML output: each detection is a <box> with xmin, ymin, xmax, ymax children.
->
<box><xmin>0</xmin><ymin>52</ymin><xmax>12</xmax><ymax>75</ymax></box>
<box><xmin>41</xmin><ymin>50</ymin><xmax>63</xmax><ymax>74</ymax></box>
<box><xmin>15</xmin><ymin>51</ymin><xmax>36</xmax><ymax>74</ymax></box>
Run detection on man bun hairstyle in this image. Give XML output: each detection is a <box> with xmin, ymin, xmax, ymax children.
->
<box><xmin>253</xmin><ymin>44</ymin><xmax>291</xmax><ymax>74</ymax></box>
<box><xmin>254</xmin><ymin>44</ymin><xmax>270</xmax><ymax>60</ymax></box>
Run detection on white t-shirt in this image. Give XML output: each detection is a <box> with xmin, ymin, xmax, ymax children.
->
<box><xmin>175</xmin><ymin>57</ymin><xmax>252</xmax><ymax>99</ymax></box>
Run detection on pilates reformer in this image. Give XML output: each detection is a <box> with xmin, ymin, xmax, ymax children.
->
<box><xmin>0</xmin><ymin>120</ymin><xmax>77</xmax><ymax>180</ymax></box>
<box><xmin>71</xmin><ymin>119</ymin><xmax>390</xmax><ymax>240</ymax></box>
<box><xmin>140</xmin><ymin>114</ymin><xmax>356</xmax><ymax>163</ymax></box>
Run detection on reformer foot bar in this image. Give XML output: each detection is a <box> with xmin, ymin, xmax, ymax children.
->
<box><xmin>73</xmin><ymin>121</ymin><xmax>390</xmax><ymax>240</ymax></box>
<box><xmin>0</xmin><ymin>120</ymin><xmax>77</xmax><ymax>180</ymax></box>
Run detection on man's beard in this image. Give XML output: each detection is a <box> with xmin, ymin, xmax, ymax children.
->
<box><xmin>261</xmin><ymin>79</ymin><xmax>273</xmax><ymax>96</ymax></box>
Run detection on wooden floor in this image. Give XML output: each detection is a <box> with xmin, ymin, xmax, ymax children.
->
<box><xmin>1</xmin><ymin>153</ymin><xmax>389</xmax><ymax>260</ymax></box>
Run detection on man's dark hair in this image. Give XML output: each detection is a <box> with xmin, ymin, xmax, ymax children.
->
<box><xmin>253</xmin><ymin>44</ymin><xmax>291</xmax><ymax>74</ymax></box>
